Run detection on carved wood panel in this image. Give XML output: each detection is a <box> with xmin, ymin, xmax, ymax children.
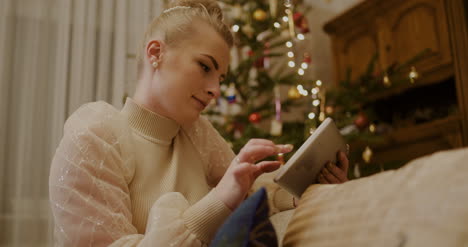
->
<box><xmin>378</xmin><ymin>0</ymin><xmax>451</xmax><ymax>73</ymax></box>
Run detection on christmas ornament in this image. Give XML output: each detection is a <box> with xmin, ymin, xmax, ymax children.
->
<box><xmin>270</xmin><ymin>119</ymin><xmax>283</xmax><ymax>136</ymax></box>
<box><xmin>277</xmin><ymin>153</ymin><xmax>285</xmax><ymax>165</ymax></box>
<box><xmin>253</xmin><ymin>9</ymin><xmax>267</xmax><ymax>21</ymax></box>
<box><xmin>319</xmin><ymin>112</ymin><xmax>326</xmax><ymax>122</ymax></box>
<box><xmin>254</xmin><ymin>57</ymin><xmax>265</xmax><ymax>68</ymax></box>
<box><xmin>271</xmin><ymin>86</ymin><xmax>283</xmax><ymax>136</ymax></box>
<box><xmin>383</xmin><ymin>73</ymin><xmax>391</xmax><ymax>87</ymax></box>
<box><xmin>303</xmin><ymin>52</ymin><xmax>312</xmax><ymax>64</ymax></box>
<box><xmin>354</xmin><ymin>112</ymin><xmax>369</xmax><ymax>130</ymax></box>
<box><xmin>409</xmin><ymin>66</ymin><xmax>419</xmax><ymax>83</ymax></box>
<box><xmin>226</xmin><ymin>83</ymin><xmax>237</xmax><ymax>104</ymax></box>
<box><xmin>242</xmin><ymin>24</ymin><xmax>254</xmax><ymax>38</ymax></box>
<box><xmin>325</xmin><ymin>105</ymin><xmax>335</xmax><ymax>115</ymax></box>
<box><xmin>288</xmin><ymin>86</ymin><xmax>301</xmax><ymax>99</ymax></box>
<box><xmin>369</xmin><ymin>123</ymin><xmax>376</xmax><ymax>133</ymax></box>
<box><xmin>249</xmin><ymin>112</ymin><xmax>262</xmax><ymax>123</ymax></box>
<box><xmin>362</xmin><ymin>146</ymin><xmax>373</xmax><ymax>163</ymax></box>
<box><xmin>353</xmin><ymin>163</ymin><xmax>361</xmax><ymax>178</ymax></box>
<box><xmin>293</xmin><ymin>12</ymin><xmax>310</xmax><ymax>34</ymax></box>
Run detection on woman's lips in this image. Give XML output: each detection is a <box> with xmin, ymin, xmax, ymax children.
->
<box><xmin>192</xmin><ymin>96</ymin><xmax>207</xmax><ymax>109</ymax></box>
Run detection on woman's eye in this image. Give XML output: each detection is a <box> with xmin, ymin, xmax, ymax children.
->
<box><xmin>199</xmin><ymin>62</ymin><xmax>210</xmax><ymax>72</ymax></box>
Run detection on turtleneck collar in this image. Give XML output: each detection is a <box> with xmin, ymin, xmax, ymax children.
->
<box><xmin>121</xmin><ymin>98</ymin><xmax>180</xmax><ymax>144</ymax></box>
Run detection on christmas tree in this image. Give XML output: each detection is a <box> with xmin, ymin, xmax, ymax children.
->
<box><xmin>325</xmin><ymin>49</ymin><xmax>435</xmax><ymax>178</ymax></box>
<box><xmin>205</xmin><ymin>0</ymin><xmax>319</xmax><ymax>157</ymax></box>
<box><xmin>203</xmin><ymin>0</ymin><xmax>436</xmax><ymax>180</ymax></box>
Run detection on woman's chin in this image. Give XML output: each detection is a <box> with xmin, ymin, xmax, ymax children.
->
<box><xmin>177</xmin><ymin>113</ymin><xmax>200</xmax><ymax>126</ymax></box>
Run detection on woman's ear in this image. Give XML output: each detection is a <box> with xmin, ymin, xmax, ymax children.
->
<box><xmin>146</xmin><ymin>40</ymin><xmax>164</xmax><ymax>67</ymax></box>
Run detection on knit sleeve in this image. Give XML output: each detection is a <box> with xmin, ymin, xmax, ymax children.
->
<box><xmin>49</xmin><ymin>103</ymin><xmax>231</xmax><ymax>246</ymax></box>
<box><xmin>182</xmin><ymin>116</ymin><xmax>235</xmax><ymax>187</ymax></box>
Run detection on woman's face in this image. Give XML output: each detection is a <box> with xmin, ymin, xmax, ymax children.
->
<box><xmin>149</xmin><ymin>22</ymin><xmax>230</xmax><ymax>125</ymax></box>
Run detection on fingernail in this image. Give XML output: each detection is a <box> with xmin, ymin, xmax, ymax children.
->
<box><xmin>284</xmin><ymin>144</ymin><xmax>294</xmax><ymax>151</ymax></box>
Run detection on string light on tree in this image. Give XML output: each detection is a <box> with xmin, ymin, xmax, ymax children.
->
<box><xmin>311</xmin><ymin>87</ymin><xmax>319</xmax><ymax>95</ymax></box>
<box><xmin>231</xmin><ymin>24</ymin><xmax>240</xmax><ymax>32</ymax></box>
<box><xmin>409</xmin><ymin>66</ymin><xmax>419</xmax><ymax>83</ymax></box>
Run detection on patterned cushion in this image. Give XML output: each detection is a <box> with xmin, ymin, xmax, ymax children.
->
<box><xmin>283</xmin><ymin>148</ymin><xmax>468</xmax><ymax>247</ymax></box>
<box><xmin>210</xmin><ymin>188</ymin><xmax>278</xmax><ymax>247</ymax></box>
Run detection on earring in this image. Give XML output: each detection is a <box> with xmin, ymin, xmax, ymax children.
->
<box><xmin>152</xmin><ymin>61</ymin><xmax>159</xmax><ymax>68</ymax></box>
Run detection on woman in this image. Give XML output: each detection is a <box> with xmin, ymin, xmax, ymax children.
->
<box><xmin>49</xmin><ymin>0</ymin><xmax>349</xmax><ymax>246</ymax></box>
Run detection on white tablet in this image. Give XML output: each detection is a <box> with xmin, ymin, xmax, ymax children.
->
<box><xmin>274</xmin><ymin>118</ymin><xmax>347</xmax><ymax>198</ymax></box>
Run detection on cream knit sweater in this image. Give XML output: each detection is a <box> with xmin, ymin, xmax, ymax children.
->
<box><xmin>49</xmin><ymin>98</ymin><xmax>294</xmax><ymax>246</ymax></box>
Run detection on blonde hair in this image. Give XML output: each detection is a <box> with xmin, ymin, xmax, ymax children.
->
<box><xmin>136</xmin><ymin>0</ymin><xmax>234</xmax><ymax>76</ymax></box>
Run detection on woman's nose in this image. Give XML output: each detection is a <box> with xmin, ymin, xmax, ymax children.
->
<box><xmin>206</xmin><ymin>80</ymin><xmax>221</xmax><ymax>98</ymax></box>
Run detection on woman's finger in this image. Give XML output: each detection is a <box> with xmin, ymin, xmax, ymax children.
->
<box><xmin>238</xmin><ymin>144</ymin><xmax>293</xmax><ymax>163</ymax></box>
<box><xmin>326</xmin><ymin>162</ymin><xmax>347</xmax><ymax>182</ymax></box>
<box><xmin>318</xmin><ymin>174</ymin><xmax>329</xmax><ymax>184</ymax></box>
<box><xmin>237</xmin><ymin>145</ymin><xmax>276</xmax><ymax>163</ymax></box>
<box><xmin>338</xmin><ymin>151</ymin><xmax>349</xmax><ymax>173</ymax></box>
<box><xmin>251</xmin><ymin>161</ymin><xmax>281</xmax><ymax>178</ymax></box>
<box><xmin>246</xmin><ymin>138</ymin><xmax>276</xmax><ymax>146</ymax></box>
<box><xmin>322</xmin><ymin>166</ymin><xmax>340</xmax><ymax>183</ymax></box>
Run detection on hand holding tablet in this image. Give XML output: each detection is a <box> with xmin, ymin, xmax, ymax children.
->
<box><xmin>274</xmin><ymin>118</ymin><xmax>349</xmax><ymax>198</ymax></box>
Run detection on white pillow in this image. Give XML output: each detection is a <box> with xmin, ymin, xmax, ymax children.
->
<box><xmin>283</xmin><ymin>148</ymin><xmax>468</xmax><ymax>247</ymax></box>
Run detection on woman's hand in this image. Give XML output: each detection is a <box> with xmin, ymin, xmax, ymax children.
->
<box><xmin>214</xmin><ymin>139</ymin><xmax>293</xmax><ymax>210</ymax></box>
<box><xmin>317</xmin><ymin>151</ymin><xmax>349</xmax><ymax>184</ymax></box>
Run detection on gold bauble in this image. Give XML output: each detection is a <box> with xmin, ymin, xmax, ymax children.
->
<box><xmin>325</xmin><ymin>105</ymin><xmax>335</xmax><ymax>115</ymax></box>
<box><xmin>288</xmin><ymin>86</ymin><xmax>301</xmax><ymax>99</ymax></box>
<box><xmin>383</xmin><ymin>74</ymin><xmax>392</xmax><ymax>87</ymax></box>
<box><xmin>362</xmin><ymin>146</ymin><xmax>373</xmax><ymax>164</ymax></box>
<box><xmin>253</xmin><ymin>9</ymin><xmax>268</xmax><ymax>21</ymax></box>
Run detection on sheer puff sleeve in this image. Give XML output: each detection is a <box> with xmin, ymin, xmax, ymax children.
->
<box><xmin>182</xmin><ymin>116</ymin><xmax>235</xmax><ymax>187</ymax></box>
<box><xmin>183</xmin><ymin>116</ymin><xmax>295</xmax><ymax>214</ymax></box>
<box><xmin>49</xmin><ymin>102</ymin><xmax>230</xmax><ymax>247</ymax></box>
